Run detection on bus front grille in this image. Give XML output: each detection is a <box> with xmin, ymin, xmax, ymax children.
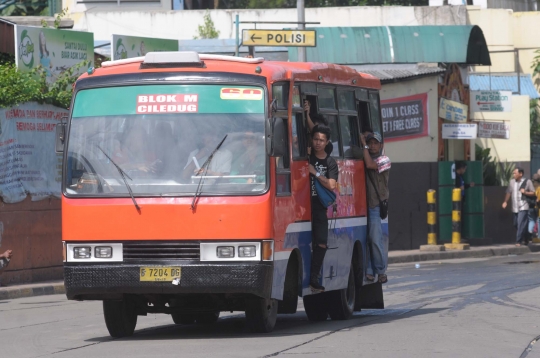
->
<box><xmin>123</xmin><ymin>242</ymin><xmax>200</xmax><ymax>261</ymax></box>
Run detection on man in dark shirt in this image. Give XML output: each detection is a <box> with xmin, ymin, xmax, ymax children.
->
<box><xmin>308</xmin><ymin>125</ymin><xmax>339</xmax><ymax>292</ymax></box>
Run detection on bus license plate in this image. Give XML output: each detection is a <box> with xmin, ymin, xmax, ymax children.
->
<box><xmin>139</xmin><ymin>267</ymin><xmax>181</xmax><ymax>282</ymax></box>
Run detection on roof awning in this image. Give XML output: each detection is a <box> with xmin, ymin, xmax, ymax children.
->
<box><xmin>289</xmin><ymin>25</ymin><xmax>491</xmax><ymax>66</ymax></box>
<box><xmin>348</xmin><ymin>64</ymin><xmax>445</xmax><ymax>83</ymax></box>
<box><xmin>469</xmin><ymin>73</ymin><xmax>540</xmax><ymax>99</ymax></box>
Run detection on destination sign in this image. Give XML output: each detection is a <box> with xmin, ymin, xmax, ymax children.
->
<box><xmin>242</xmin><ymin>30</ymin><xmax>316</xmax><ymax>47</ymax></box>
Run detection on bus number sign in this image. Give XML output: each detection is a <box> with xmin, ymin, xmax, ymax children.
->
<box><xmin>242</xmin><ymin>30</ymin><xmax>316</xmax><ymax>47</ymax></box>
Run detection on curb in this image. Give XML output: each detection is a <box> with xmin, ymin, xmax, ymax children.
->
<box><xmin>0</xmin><ymin>282</ymin><xmax>65</xmax><ymax>301</ymax></box>
<box><xmin>388</xmin><ymin>245</ymin><xmax>540</xmax><ymax>265</ymax></box>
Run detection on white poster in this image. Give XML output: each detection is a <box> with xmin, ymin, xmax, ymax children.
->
<box><xmin>0</xmin><ymin>102</ymin><xmax>67</xmax><ymax>203</ymax></box>
<box><xmin>470</xmin><ymin>91</ymin><xmax>512</xmax><ymax>112</ymax></box>
<box><xmin>477</xmin><ymin>121</ymin><xmax>510</xmax><ymax>139</ymax></box>
<box><xmin>442</xmin><ymin>123</ymin><xmax>478</xmax><ymax>139</ymax></box>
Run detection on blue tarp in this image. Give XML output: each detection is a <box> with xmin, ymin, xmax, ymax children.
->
<box><xmin>469</xmin><ymin>74</ymin><xmax>539</xmax><ymax>99</ymax></box>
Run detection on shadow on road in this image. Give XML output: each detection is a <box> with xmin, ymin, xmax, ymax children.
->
<box><xmin>84</xmin><ymin>307</ymin><xmax>445</xmax><ymax>342</ymax></box>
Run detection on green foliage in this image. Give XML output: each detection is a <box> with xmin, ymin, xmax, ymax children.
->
<box><xmin>531</xmin><ymin>99</ymin><xmax>540</xmax><ymax>143</ymax></box>
<box><xmin>0</xmin><ymin>0</ymin><xmax>48</xmax><ymax>16</ymax></box>
<box><xmin>0</xmin><ymin>60</ymin><xmax>87</xmax><ymax>109</ymax></box>
<box><xmin>532</xmin><ymin>49</ymin><xmax>540</xmax><ymax>81</ymax></box>
<box><xmin>475</xmin><ymin>144</ymin><xmax>515</xmax><ymax>186</ymax></box>
<box><xmin>194</xmin><ymin>10</ymin><xmax>220</xmax><ymax>39</ymax></box>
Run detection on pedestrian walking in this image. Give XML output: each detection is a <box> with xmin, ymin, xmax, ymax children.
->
<box><xmin>502</xmin><ymin>168</ymin><xmax>536</xmax><ymax>246</ymax></box>
<box><xmin>361</xmin><ymin>132</ymin><xmax>391</xmax><ymax>284</ymax></box>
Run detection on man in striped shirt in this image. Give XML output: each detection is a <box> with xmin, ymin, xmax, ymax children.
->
<box><xmin>502</xmin><ymin>167</ymin><xmax>535</xmax><ymax>246</ymax></box>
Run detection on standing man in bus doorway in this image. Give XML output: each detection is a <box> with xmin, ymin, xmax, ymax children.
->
<box><xmin>361</xmin><ymin>132</ymin><xmax>391</xmax><ymax>284</ymax></box>
<box><xmin>308</xmin><ymin>125</ymin><xmax>338</xmax><ymax>292</ymax></box>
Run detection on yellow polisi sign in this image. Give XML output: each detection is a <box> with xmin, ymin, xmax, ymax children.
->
<box><xmin>242</xmin><ymin>30</ymin><xmax>316</xmax><ymax>47</ymax></box>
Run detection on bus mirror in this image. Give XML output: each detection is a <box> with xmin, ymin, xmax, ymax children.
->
<box><xmin>55</xmin><ymin>122</ymin><xmax>66</xmax><ymax>153</ymax></box>
<box><xmin>269</xmin><ymin>117</ymin><xmax>286</xmax><ymax>157</ymax></box>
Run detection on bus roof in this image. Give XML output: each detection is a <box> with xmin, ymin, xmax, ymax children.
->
<box><xmin>81</xmin><ymin>52</ymin><xmax>381</xmax><ymax>90</ymax></box>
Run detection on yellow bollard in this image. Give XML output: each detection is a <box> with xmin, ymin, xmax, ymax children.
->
<box><xmin>427</xmin><ymin>190</ymin><xmax>437</xmax><ymax>245</ymax></box>
<box><xmin>444</xmin><ymin>188</ymin><xmax>470</xmax><ymax>250</ymax></box>
<box><xmin>420</xmin><ymin>189</ymin><xmax>445</xmax><ymax>251</ymax></box>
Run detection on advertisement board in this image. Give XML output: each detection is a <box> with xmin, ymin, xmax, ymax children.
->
<box><xmin>14</xmin><ymin>25</ymin><xmax>94</xmax><ymax>85</ymax></box>
<box><xmin>439</xmin><ymin>98</ymin><xmax>468</xmax><ymax>123</ymax></box>
<box><xmin>112</xmin><ymin>35</ymin><xmax>179</xmax><ymax>61</ymax></box>
<box><xmin>470</xmin><ymin>91</ymin><xmax>512</xmax><ymax>112</ymax></box>
<box><xmin>477</xmin><ymin>121</ymin><xmax>510</xmax><ymax>139</ymax></box>
<box><xmin>0</xmin><ymin>103</ymin><xmax>68</xmax><ymax>203</ymax></box>
<box><xmin>442</xmin><ymin>123</ymin><xmax>477</xmax><ymax>139</ymax></box>
<box><xmin>381</xmin><ymin>93</ymin><xmax>429</xmax><ymax>142</ymax></box>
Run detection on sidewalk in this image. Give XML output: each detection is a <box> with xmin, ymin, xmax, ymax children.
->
<box><xmin>1</xmin><ymin>244</ymin><xmax>539</xmax><ymax>300</ymax></box>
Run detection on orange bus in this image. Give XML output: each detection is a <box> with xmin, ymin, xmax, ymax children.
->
<box><xmin>60</xmin><ymin>52</ymin><xmax>387</xmax><ymax>337</ymax></box>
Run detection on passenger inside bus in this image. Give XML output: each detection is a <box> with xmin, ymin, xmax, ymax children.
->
<box><xmin>229</xmin><ymin>131</ymin><xmax>265</xmax><ymax>183</ymax></box>
<box><xmin>181</xmin><ymin>131</ymin><xmax>232</xmax><ymax>181</ymax></box>
<box><xmin>113</xmin><ymin>125</ymin><xmax>157</xmax><ymax>176</ymax></box>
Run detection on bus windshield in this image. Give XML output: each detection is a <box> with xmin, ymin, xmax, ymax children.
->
<box><xmin>65</xmin><ymin>84</ymin><xmax>267</xmax><ymax>197</ymax></box>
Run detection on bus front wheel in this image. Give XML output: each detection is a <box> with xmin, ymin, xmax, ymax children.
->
<box><xmin>328</xmin><ymin>264</ymin><xmax>355</xmax><ymax>320</ymax></box>
<box><xmin>103</xmin><ymin>299</ymin><xmax>138</xmax><ymax>338</ymax></box>
<box><xmin>245</xmin><ymin>297</ymin><xmax>278</xmax><ymax>333</ymax></box>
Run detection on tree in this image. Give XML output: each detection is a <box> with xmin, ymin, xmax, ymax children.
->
<box><xmin>193</xmin><ymin>10</ymin><xmax>220</xmax><ymax>39</ymax></box>
<box><xmin>0</xmin><ymin>0</ymin><xmax>49</xmax><ymax>16</ymax></box>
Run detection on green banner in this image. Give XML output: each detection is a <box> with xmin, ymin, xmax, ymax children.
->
<box><xmin>111</xmin><ymin>35</ymin><xmax>179</xmax><ymax>61</ymax></box>
<box><xmin>72</xmin><ymin>85</ymin><xmax>265</xmax><ymax>118</ymax></box>
<box><xmin>15</xmin><ymin>25</ymin><xmax>94</xmax><ymax>84</ymax></box>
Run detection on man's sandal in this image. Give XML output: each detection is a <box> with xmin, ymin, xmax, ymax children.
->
<box><xmin>378</xmin><ymin>274</ymin><xmax>388</xmax><ymax>284</ymax></box>
<box><xmin>366</xmin><ymin>274</ymin><xmax>375</xmax><ymax>282</ymax></box>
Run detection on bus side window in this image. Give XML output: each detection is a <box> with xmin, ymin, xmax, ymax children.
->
<box><xmin>293</xmin><ymin>112</ymin><xmax>307</xmax><ymax>159</ymax></box>
<box><xmin>340</xmin><ymin>115</ymin><xmax>361</xmax><ymax>159</ymax></box>
<box><xmin>357</xmin><ymin>101</ymin><xmax>371</xmax><ymax>133</ymax></box>
<box><xmin>276</xmin><ymin>117</ymin><xmax>291</xmax><ymax>196</ymax></box>
<box><xmin>326</xmin><ymin>115</ymin><xmax>341</xmax><ymax>158</ymax></box>
<box><xmin>368</xmin><ymin>91</ymin><xmax>382</xmax><ymax>136</ymax></box>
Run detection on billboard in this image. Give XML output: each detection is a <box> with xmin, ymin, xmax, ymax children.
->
<box><xmin>470</xmin><ymin>91</ymin><xmax>512</xmax><ymax>112</ymax></box>
<box><xmin>439</xmin><ymin>98</ymin><xmax>468</xmax><ymax>123</ymax></box>
<box><xmin>477</xmin><ymin>121</ymin><xmax>510</xmax><ymax>139</ymax></box>
<box><xmin>112</xmin><ymin>35</ymin><xmax>179</xmax><ymax>61</ymax></box>
<box><xmin>381</xmin><ymin>93</ymin><xmax>429</xmax><ymax>142</ymax></box>
<box><xmin>14</xmin><ymin>25</ymin><xmax>94</xmax><ymax>84</ymax></box>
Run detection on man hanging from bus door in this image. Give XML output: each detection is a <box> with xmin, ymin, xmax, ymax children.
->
<box><xmin>361</xmin><ymin>132</ymin><xmax>391</xmax><ymax>284</ymax></box>
<box><xmin>308</xmin><ymin>125</ymin><xmax>339</xmax><ymax>292</ymax></box>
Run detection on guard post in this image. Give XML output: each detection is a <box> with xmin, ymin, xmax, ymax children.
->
<box><xmin>420</xmin><ymin>189</ymin><xmax>445</xmax><ymax>252</ymax></box>
<box><xmin>444</xmin><ymin>188</ymin><xmax>470</xmax><ymax>250</ymax></box>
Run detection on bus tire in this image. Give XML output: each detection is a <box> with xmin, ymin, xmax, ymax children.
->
<box><xmin>171</xmin><ymin>313</ymin><xmax>196</xmax><ymax>325</ymax></box>
<box><xmin>245</xmin><ymin>297</ymin><xmax>278</xmax><ymax>333</ymax></box>
<box><xmin>103</xmin><ymin>299</ymin><xmax>137</xmax><ymax>338</ymax></box>
<box><xmin>328</xmin><ymin>264</ymin><xmax>355</xmax><ymax>320</ymax></box>
<box><xmin>196</xmin><ymin>311</ymin><xmax>220</xmax><ymax>324</ymax></box>
<box><xmin>303</xmin><ymin>293</ymin><xmax>328</xmax><ymax>322</ymax></box>
<box><xmin>278</xmin><ymin>255</ymin><xmax>299</xmax><ymax>314</ymax></box>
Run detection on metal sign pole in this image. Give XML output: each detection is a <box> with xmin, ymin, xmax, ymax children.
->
<box><xmin>297</xmin><ymin>0</ymin><xmax>306</xmax><ymax>62</ymax></box>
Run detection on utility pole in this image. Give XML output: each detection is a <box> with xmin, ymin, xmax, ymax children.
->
<box><xmin>297</xmin><ymin>0</ymin><xmax>306</xmax><ymax>62</ymax></box>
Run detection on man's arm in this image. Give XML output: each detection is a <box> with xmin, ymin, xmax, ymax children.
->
<box><xmin>304</xmin><ymin>101</ymin><xmax>315</xmax><ymax>132</ymax></box>
<box><xmin>308</xmin><ymin>164</ymin><xmax>336</xmax><ymax>191</ymax></box>
<box><xmin>522</xmin><ymin>180</ymin><xmax>536</xmax><ymax>196</ymax></box>
<box><xmin>360</xmin><ymin>134</ymin><xmax>378</xmax><ymax>170</ymax></box>
<box><xmin>502</xmin><ymin>192</ymin><xmax>511</xmax><ymax>209</ymax></box>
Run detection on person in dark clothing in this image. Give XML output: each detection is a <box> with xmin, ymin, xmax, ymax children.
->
<box><xmin>304</xmin><ymin>100</ymin><xmax>333</xmax><ymax>155</ymax></box>
<box><xmin>308</xmin><ymin>125</ymin><xmax>338</xmax><ymax>292</ymax></box>
<box><xmin>455</xmin><ymin>161</ymin><xmax>475</xmax><ymax>242</ymax></box>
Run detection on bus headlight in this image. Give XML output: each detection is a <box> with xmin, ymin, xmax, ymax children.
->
<box><xmin>73</xmin><ymin>247</ymin><xmax>92</xmax><ymax>259</ymax></box>
<box><xmin>238</xmin><ymin>245</ymin><xmax>256</xmax><ymax>257</ymax></box>
<box><xmin>216</xmin><ymin>246</ymin><xmax>235</xmax><ymax>258</ymax></box>
<box><xmin>95</xmin><ymin>246</ymin><xmax>113</xmax><ymax>258</ymax></box>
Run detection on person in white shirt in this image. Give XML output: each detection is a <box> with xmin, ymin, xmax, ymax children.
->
<box><xmin>502</xmin><ymin>167</ymin><xmax>536</xmax><ymax>246</ymax></box>
<box><xmin>182</xmin><ymin>132</ymin><xmax>232</xmax><ymax>181</ymax></box>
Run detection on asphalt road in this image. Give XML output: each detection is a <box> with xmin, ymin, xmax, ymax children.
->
<box><xmin>3</xmin><ymin>253</ymin><xmax>540</xmax><ymax>358</ymax></box>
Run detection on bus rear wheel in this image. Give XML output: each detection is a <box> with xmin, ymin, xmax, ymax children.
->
<box><xmin>328</xmin><ymin>264</ymin><xmax>355</xmax><ymax>320</ymax></box>
<box><xmin>103</xmin><ymin>299</ymin><xmax>137</xmax><ymax>338</ymax></box>
<box><xmin>303</xmin><ymin>293</ymin><xmax>329</xmax><ymax>322</ymax></box>
<box><xmin>245</xmin><ymin>297</ymin><xmax>278</xmax><ymax>333</ymax></box>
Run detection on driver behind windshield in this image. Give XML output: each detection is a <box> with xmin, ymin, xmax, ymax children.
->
<box><xmin>181</xmin><ymin>131</ymin><xmax>232</xmax><ymax>180</ymax></box>
<box><xmin>229</xmin><ymin>131</ymin><xmax>265</xmax><ymax>183</ymax></box>
<box><xmin>113</xmin><ymin>125</ymin><xmax>157</xmax><ymax>176</ymax></box>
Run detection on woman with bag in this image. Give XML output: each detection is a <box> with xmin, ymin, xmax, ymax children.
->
<box><xmin>308</xmin><ymin>125</ymin><xmax>338</xmax><ymax>293</ymax></box>
<box><xmin>361</xmin><ymin>132</ymin><xmax>391</xmax><ymax>284</ymax></box>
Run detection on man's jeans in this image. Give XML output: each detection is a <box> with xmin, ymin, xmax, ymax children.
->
<box><xmin>366</xmin><ymin>206</ymin><xmax>388</xmax><ymax>276</ymax></box>
<box><xmin>514</xmin><ymin>210</ymin><xmax>529</xmax><ymax>244</ymax></box>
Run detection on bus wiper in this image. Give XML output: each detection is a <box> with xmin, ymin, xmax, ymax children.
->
<box><xmin>191</xmin><ymin>135</ymin><xmax>227</xmax><ymax>211</ymax></box>
<box><xmin>97</xmin><ymin>145</ymin><xmax>141</xmax><ymax>213</ymax></box>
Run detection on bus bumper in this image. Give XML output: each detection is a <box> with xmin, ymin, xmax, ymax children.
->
<box><xmin>64</xmin><ymin>262</ymin><xmax>273</xmax><ymax>300</ymax></box>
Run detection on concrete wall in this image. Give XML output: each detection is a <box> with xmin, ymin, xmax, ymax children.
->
<box><xmin>66</xmin><ymin>5</ymin><xmax>467</xmax><ymax>41</ymax></box>
<box><xmin>380</xmin><ymin>76</ymin><xmax>440</xmax><ymax>163</ymax></box>
<box><xmin>0</xmin><ymin>198</ymin><xmax>63</xmax><ymax>285</ymax></box>
<box><xmin>474</xmin><ymin>95</ymin><xmax>530</xmax><ymax>163</ymax></box>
